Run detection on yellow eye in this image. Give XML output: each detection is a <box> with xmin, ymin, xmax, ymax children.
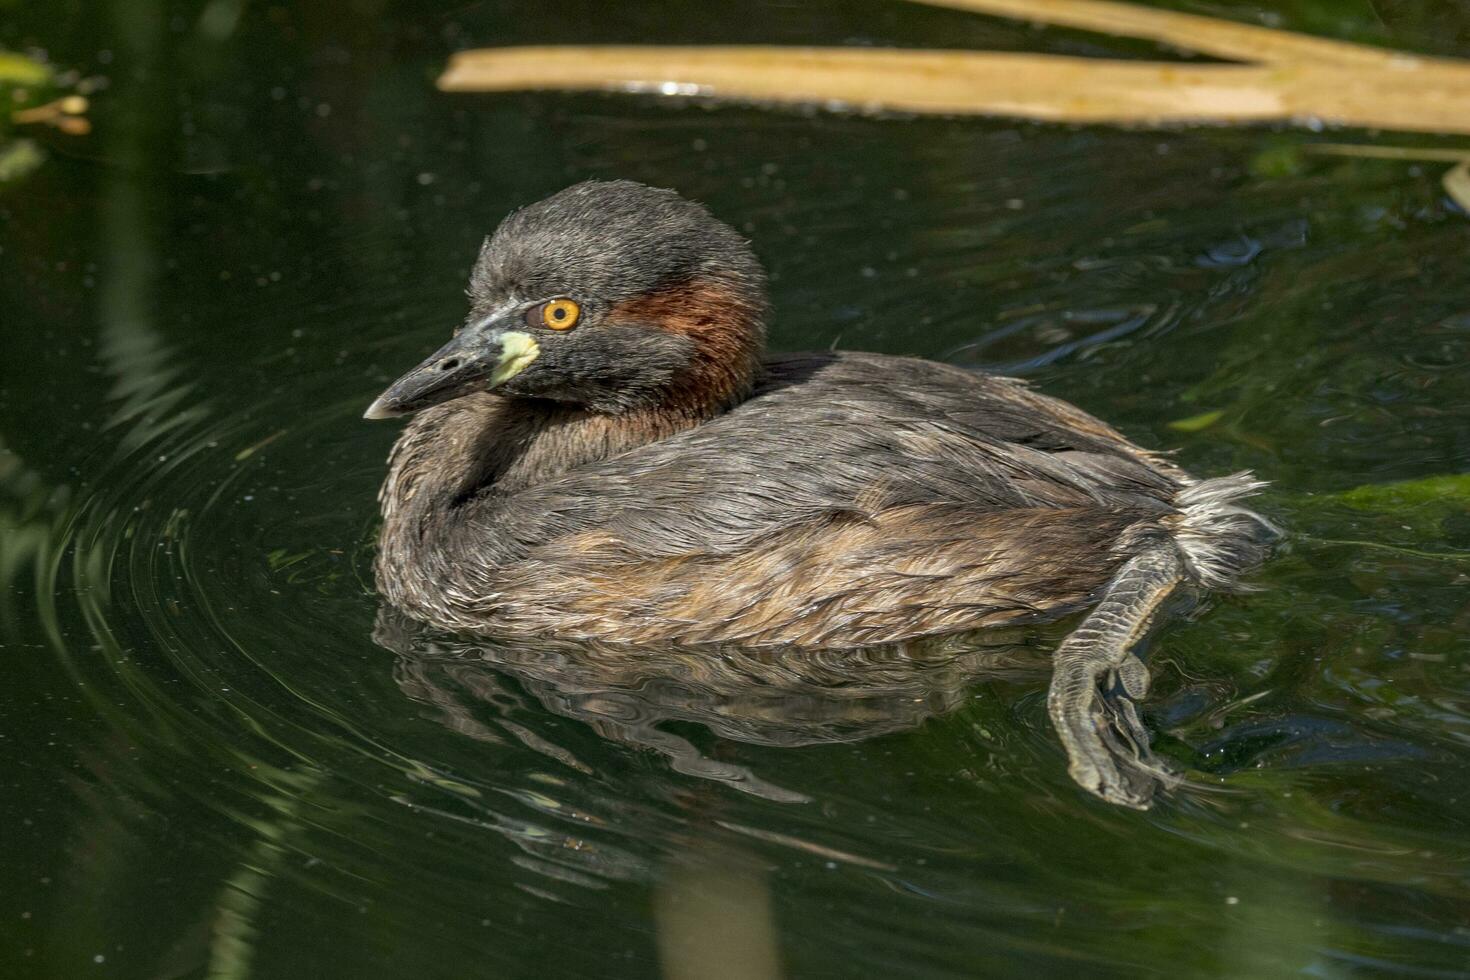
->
<box><xmin>534</xmin><ymin>298</ymin><xmax>581</xmax><ymax>331</ymax></box>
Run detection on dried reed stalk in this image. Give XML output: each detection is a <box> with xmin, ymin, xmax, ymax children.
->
<box><xmin>909</xmin><ymin>0</ymin><xmax>1445</xmax><ymax>68</ymax></box>
<box><xmin>439</xmin><ymin>44</ymin><xmax>1470</xmax><ymax>135</ymax></box>
<box><xmin>437</xmin><ymin>0</ymin><xmax>1470</xmax><ymax>136</ymax></box>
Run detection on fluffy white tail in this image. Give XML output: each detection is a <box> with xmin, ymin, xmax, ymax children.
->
<box><xmin>1171</xmin><ymin>472</ymin><xmax>1278</xmax><ymax>590</ymax></box>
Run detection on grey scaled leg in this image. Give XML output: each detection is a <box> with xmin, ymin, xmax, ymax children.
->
<box><xmin>1047</xmin><ymin>543</ymin><xmax>1185</xmax><ymax>809</ymax></box>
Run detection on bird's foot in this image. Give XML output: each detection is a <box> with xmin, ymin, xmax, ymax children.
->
<box><xmin>1047</xmin><ymin>651</ymin><xmax>1177</xmax><ymax>809</ymax></box>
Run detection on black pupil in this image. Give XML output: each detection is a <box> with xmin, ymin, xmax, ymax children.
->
<box><xmin>553</xmin><ymin>308</ymin><xmax>565</xmax><ymax>319</ymax></box>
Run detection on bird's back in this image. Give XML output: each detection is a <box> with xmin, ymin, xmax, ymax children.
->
<box><xmin>399</xmin><ymin>352</ymin><xmax>1191</xmax><ymax>647</ymax></box>
<box><xmin>476</xmin><ymin>351</ymin><xmax>1186</xmax><ymax>555</ymax></box>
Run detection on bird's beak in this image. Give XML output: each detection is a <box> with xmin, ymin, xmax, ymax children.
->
<box><xmin>363</xmin><ymin>320</ymin><xmax>541</xmax><ymax>420</ymax></box>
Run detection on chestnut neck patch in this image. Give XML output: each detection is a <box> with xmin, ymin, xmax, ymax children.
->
<box><xmin>607</xmin><ymin>275</ymin><xmax>766</xmax><ymax>420</ymax></box>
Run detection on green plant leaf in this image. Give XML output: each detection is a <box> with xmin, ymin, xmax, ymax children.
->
<box><xmin>1167</xmin><ymin>409</ymin><xmax>1224</xmax><ymax>432</ymax></box>
<box><xmin>0</xmin><ymin>51</ymin><xmax>51</xmax><ymax>87</ymax></box>
<box><xmin>0</xmin><ymin>139</ymin><xmax>45</xmax><ymax>184</ymax></box>
<box><xmin>1337</xmin><ymin>473</ymin><xmax>1470</xmax><ymax>510</ymax></box>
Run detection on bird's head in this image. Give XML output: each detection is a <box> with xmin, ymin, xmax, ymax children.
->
<box><xmin>365</xmin><ymin>180</ymin><xmax>767</xmax><ymax>421</ymax></box>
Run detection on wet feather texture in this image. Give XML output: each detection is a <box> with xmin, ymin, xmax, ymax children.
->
<box><xmin>370</xmin><ymin>180</ymin><xmax>1275</xmax><ymax>807</ymax></box>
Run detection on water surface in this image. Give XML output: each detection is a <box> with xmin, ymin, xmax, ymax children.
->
<box><xmin>3</xmin><ymin>2</ymin><xmax>1470</xmax><ymax>977</ymax></box>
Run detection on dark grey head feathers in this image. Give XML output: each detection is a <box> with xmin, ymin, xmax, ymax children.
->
<box><xmin>367</xmin><ymin>180</ymin><xmax>770</xmax><ymax>420</ymax></box>
<box><xmin>470</xmin><ymin>180</ymin><xmax>766</xmax><ymax>309</ymax></box>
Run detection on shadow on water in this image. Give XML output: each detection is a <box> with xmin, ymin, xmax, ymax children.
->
<box><xmin>4</xmin><ymin>0</ymin><xmax>1470</xmax><ymax>977</ymax></box>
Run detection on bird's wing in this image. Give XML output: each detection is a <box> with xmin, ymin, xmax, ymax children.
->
<box><xmin>466</xmin><ymin>351</ymin><xmax>1182</xmax><ymax>563</ymax></box>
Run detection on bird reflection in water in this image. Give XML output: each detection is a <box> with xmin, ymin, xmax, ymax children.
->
<box><xmin>373</xmin><ymin>606</ymin><xmax>1062</xmax><ymax>978</ymax></box>
<box><xmin>375</xmin><ymin>605</ymin><xmax>1052</xmax><ymax>807</ymax></box>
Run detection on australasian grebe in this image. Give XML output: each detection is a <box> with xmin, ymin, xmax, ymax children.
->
<box><xmin>365</xmin><ymin>180</ymin><xmax>1274</xmax><ymax>808</ymax></box>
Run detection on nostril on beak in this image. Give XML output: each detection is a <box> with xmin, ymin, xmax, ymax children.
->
<box><xmin>438</xmin><ymin>358</ymin><xmax>460</xmax><ymax>372</ymax></box>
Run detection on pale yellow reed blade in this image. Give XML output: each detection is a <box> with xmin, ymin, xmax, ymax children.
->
<box><xmin>438</xmin><ymin>45</ymin><xmax>1470</xmax><ymax>136</ymax></box>
<box><xmin>908</xmin><ymin>0</ymin><xmax>1444</xmax><ymax>68</ymax></box>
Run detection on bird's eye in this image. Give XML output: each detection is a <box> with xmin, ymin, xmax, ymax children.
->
<box><xmin>529</xmin><ymin>298</ymin><xmax>581</xmax><ymax>331</ymax></box>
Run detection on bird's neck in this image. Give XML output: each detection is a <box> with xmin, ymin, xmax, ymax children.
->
<box><xmin>379</xmin><ymin>365</ymin><xmax>755</xmax><ymax>524</ymax></box>
<box><xmin>375</xmin><ymin>287</ymin><xmax>765</xmax><ymax>613</ymax></box>
<box><xmin>608</xmin><ymin>277</ymin><xmax>765</xmax><ymax>420</ymax></box>
<box><xmin>382</xmin><ymin>285</ymin><xmax>765</xmax><ymax>516</ymax></box>
<box><xmin>374</xmin><ymin>385</ymin><xmax>747</xmax><ymax>611</ymax></box>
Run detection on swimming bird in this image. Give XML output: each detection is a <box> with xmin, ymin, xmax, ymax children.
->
<box><xmin>365</xmin><ymin>180</ymin><xmax>1273</xmax><ymax>808</ymax></box>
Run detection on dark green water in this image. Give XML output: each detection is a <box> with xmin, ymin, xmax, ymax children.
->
<box><xmin>4</xmin><ymin>2</ymin><xmax>1470</xmax><ymax>977</ymax></box>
